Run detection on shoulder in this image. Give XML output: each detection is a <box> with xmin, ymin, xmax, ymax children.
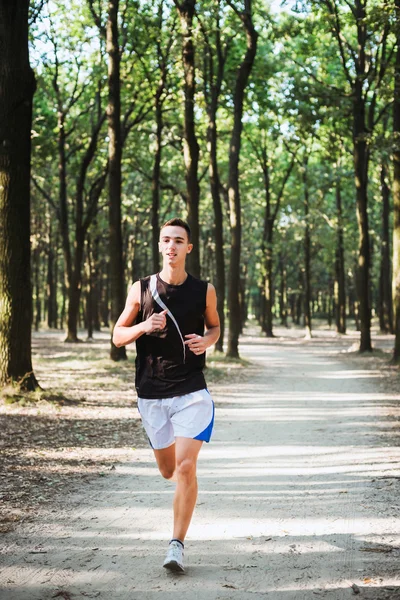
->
<box><xmin>127</xmin><ymin>273</ymin><xmax>154</xmax><ymax>302</ymax></box>
<box><xmin>126</xmin><ymin>280</ymin><xmax>141</xmax><ymax>304</ymax></box>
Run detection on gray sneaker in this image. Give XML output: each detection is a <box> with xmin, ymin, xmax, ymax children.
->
<box><xmin>163</xmin><ymin>540</ymin><xmax>184</xmax><ymax>572</ymax></box>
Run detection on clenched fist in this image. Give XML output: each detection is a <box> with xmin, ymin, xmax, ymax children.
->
<box><xmin>144</xmin><ymin>309</ymin><xmax>168</xmax><ymax>334</ymax></box>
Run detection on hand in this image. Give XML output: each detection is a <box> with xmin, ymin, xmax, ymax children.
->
<box><xmin>184</xmin><ymin>333</ymin><xmax>207</xmax><ymax>355</ymax></box>
<box><xmin>145</xmin><ymin>309</ymin><xmax>168</xmax><ymax>334</ymax></box>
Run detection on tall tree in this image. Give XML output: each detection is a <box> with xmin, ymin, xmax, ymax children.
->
<box><xmin>379</xmin><ymin>160</ymin><xmax>393</xmax><ymax>333</ymax></box>
<box><xmin>393</xmin><ymin>0</ymin><xmax>400</xmax><ymax>362</ymax></box>
<box><xmin>249</xmin><ymin>133</ymin><xmax>294</xmax><ymax>337</ymax></box>
<box><xmin>88</xmin><ymin>0</ymin><xmax>127</xmax><ymax>360</ymax></box>
<box><xmin>200</xmin><ymin>0</ymin><xmax>228</xmax><ymax>351</ymax></box>
<box><xmin>151</xmin><ymin>1</ymin><xmax>176</xmax><ymax>273</ymax></box>
<box><xmin>302</xmin><ymin>153</ymin><xmax>313</xmax><ymax>338</ymax></box>
<box><xmin>0</xmin><ymin>1</ymin><xmax>38</xmax><ymax>389</ymax></box>
<box><xmin>314</xmin><ymin>0</ymin><xmax>392</xmax><ymax>351</ymax></box>
<box><xmin>106</xmin><ymin>0</ymin><xmax>126</xmax><ymax>360</ymax></box>
<box><xmin>226</xmin><ymin>0</ymin><xmax>258</xmax><ymax>357</ymax></box>
<box><xmin>334</xmin><ymin>167</ymin><xmax>346</xmax><ymax>334</ymax></box>
<box><xmin>173</xmin><ymin>0</ymin><xmax>201</xmax><ymax>277</ymax></box>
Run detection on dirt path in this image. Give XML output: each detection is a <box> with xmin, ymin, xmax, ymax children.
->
<box><xmin>1</xmin><ymin>328</ymin><xmax>400</xmax><ymax>599</ymax></box>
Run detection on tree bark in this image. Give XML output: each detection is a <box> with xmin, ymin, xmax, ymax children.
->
<box><xmin>353</xmin><ymin>85</ymin><xmax>372</xmax><ymax>351</ymax></box>
<box><xmin>47</xmin><ymin>220</ymin><xmax>57</xmax><ymax>328</ymax></box>
<box><xmin>180</xmin><ymin>0</ymin><xmax>200</xmax><ymax>278</ymax></box>
<box><xmin>352</xmin><ymin>1</ymin><xmax>372</xmax><ymax>351</ymax></box>
<box><xmin>209</xmin><ymin>111</ymin><xmax>225</xmax><ymax>351</ymax></box>
<box><xmin>34</xmin><ymin>244</ymin><xmax>41</xmax><ymax>331</ymax></box>
<box><xmin>302</xmin><ymin>157</ymin><xmax>312</xmax><ymax>339</ymax></box>
<box><xmin>379</xmin><ymin>163</ymin><xmax>393</xmax><ymax>333</ymax></box>
<box><xmin>92</xmin><ymin>235</ymin><xmax>101</xmax><ymax>331</ymax></box>
<box><xmin>334</xmin><ymin>174</ymin><xmax>346</xmax><ymax>333</ymax></box>
<box><xmin>202</xmin><ymin>2</ymin><xmax>226</xmax><ymax>351</ymax></box>
<box><xmin>174</xmin><ymin>0</ymin><xmax>200</xmax><ymax>277</ymax></box>
<box><xmin>393</xmin><ymin>0</ymin><xmax>400</xmax><ymax>362</ymax></box>
<box><xmin>0</xmin><ymin>0</ymin><xmax>38</xmax><ymax>390</ymax></box>
<box><xmin>151</xmin><ymin>1</ymin><xmax>173</xmax><ymax>274</ymax></box>
<box><xmin>151</xmin><ymin>96</ymin><xmax>162</xmax><ymax>274</ymax></box>
<box><xmin>226</xmin><ymin>0</ymin><xmax>258</xmax><ymax>357</ymax></box>
<box><xmin>279</xmin><ymin>253</ymin><xmax>288</xmax><ymax>327</ymax></box>
<box><xmin>85</xmin><ymin>237</ymin><xmax>94</xmax><ymax>340</ymax></box>
<box><xmin>262</xmin><ymin>224</ymin><xmax>274</xmax><ymax>337</ymax></box>
<box><xmin>107</xmin><ymin>0</ymin><xmax>126</xmax><ymax>360</ymax></box>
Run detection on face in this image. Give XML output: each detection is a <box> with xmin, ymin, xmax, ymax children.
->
<box><xmin>159</xmin><ymin>225</ymin><xmax>193</xmax><ymax>266</ymax></box>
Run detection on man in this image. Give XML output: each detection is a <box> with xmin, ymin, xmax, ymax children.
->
<box><xmin>113</xmin><ymin>218</ymin><xmax>220</xmax><ymax>572</ymax></box>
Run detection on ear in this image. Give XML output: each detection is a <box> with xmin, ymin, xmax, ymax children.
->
<box><xmin>158</xmin><ymin>241</ymin><xmax>162</xmax><ymax>252</ymax></box>
<box><xmin>187</xmin><ymin>243</ymin><xmax>193</xmax><ymax>254</ymax></box>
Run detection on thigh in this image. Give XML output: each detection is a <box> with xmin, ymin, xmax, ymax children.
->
<box><xmin>175</xmin><ymin>436</ymin><xmax>203</xmax><ymax>466</ymax></box>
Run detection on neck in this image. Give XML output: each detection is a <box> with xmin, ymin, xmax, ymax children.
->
<box><xmin>159</xmin><ymin>265</ymin><xmax>188</xmax><ymax>286</ymax></box>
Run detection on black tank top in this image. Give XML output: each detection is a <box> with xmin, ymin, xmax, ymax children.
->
<box><xmin>135</xmin><ymin>273</ymin><xmax>208</xmax><ymax>399</ymax></box>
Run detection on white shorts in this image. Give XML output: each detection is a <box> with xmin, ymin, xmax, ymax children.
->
<box><xmin>137</xmin><ymin>388</ymin><xmax>215</xmax><ymax>450</ymax></box>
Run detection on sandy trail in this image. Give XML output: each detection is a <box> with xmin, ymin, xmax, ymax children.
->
<box><xmin>1</xmin><ymin>328</ymin><xmax>400</xmax><ymax>599</ymax></box>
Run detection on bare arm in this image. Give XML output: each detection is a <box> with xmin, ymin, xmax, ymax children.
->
<box><xmin>112</xmin><ymin>281</ymin><xmax>168</xmax><ymax>348</ymax></box>
<box><xmin>184</xmin><ymin>283</ymin><xmax>220</xmax><ymax>355</ymax></box>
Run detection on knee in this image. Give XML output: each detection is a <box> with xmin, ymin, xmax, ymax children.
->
<box><xmin>159</xmin><ymin>465</ymin><xmax>175</xmax><ymax>480</ymax></box>
<box><xmin>176</xmin><ymin>457</ymin><xmax>197</xmax><ymax>481</ymax></box>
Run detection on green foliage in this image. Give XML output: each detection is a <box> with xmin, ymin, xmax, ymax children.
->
<box><xmin>28</xmin><ymin>0</ymin><xmax>397</xmax><ymax>336</ymax></box>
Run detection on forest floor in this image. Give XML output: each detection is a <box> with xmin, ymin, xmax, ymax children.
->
<box><xmin>0</xmin><ymin>321</ymin><xmax>400</xmax><ymax>599</ymax></box>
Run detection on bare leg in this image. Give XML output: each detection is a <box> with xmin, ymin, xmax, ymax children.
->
<box><xmin>153</xmin><ymin>437</ymin><xmax>203</xmax><ymax>541</ymax></box>
<box><xmin>173</xmin><ymin>437</ymin><xmax>203</xmax><ymax>541</ymax></box>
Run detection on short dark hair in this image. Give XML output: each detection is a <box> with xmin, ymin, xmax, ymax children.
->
<box><xmin>161</xmin><ymin>218</ymin><xmax>191</xmax><ymax>242</ymax></box>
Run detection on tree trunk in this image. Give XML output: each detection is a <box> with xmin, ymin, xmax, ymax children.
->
<box><xmin>379</xmin><ymin>163</ymin><xmax>393</xmax><ymax>333</ymax></box>
<box><xmin>393</xmin><ymin>1</ymin><xmax>400</xmax><ymax>362</ymax></box>
<box><xmin>302</xmin><ymin>158</ymin><xmax>312</xmax><ymax>339</ymax></box>
<box><xmin>239</xmin><ymin>275</ymin><xmax>247</xmax><ymax>334</ymax></box>
<box><xmin>85</xmin><ymin>237</ymin><xmax>94</xmax><ymax>340</ymax></box>
<box><xmin>203</xmin><ymin>3</ymin><xmax>226</xmax><ymax>351</ymax></box>
<box><xmin>151</xmin><ymin>100</ymin><xmax>162</xmax><ymax>274</ymax></box>
<box><xmin>34</xmin><ymin>245</ymin><xmax>41</xmax><ymax>331</ymax></box>
<box><xmin>353</xmin><ymin>9</ymin><xmax>372</xmax><ymax>350</ymax></box>
<box><xmin>226</xmin><ymin>1</ymin><xmax>258</xmax><ymax>357</ymax></box>
<box><xmin>47</xmin><ymin>221</ymin><xmax>57</xmax><ymax>328</ymax></box>
<box><xmin>174</xmin><ymin>0</ymin><xmax>200</xmax><ymax>277</ymax></box>
<box><xmin>279</xmin><ymin>253</ymin><xmax>288</xmax><ymax>327</ymax></box>
<box><xmin>263</xmin><ymin>224</ymin><xmax>274</xmax><ymax>337</ymax></box>
<box><xmin>107</xmin><ymin>0</ymin><xmax>126</xmax><ymax>360</ymax></box>
<box><xmin>66</xmin><ymin>272</ymin><xmax>82</xmax><ymax>342</ymax></box>
<box><xmin>0</xmin><ymin>0</ymin><xmax>38</xmax><ymax>390</ymax></box>
<box><xmin>151</xmin><ymin>2</ymin><xmax>171</xmax><ymax>274</ymax></box>
<box><xmin>334</xmin><ymin>175</ymin><xmax>346</xmax><ymax>333</ymax></box>
<box><xmin>327</xmin><ymin>281</ymin><xmax>333</xmax><ymax>327</ymax></box>
<box><xmin>92</xmin><ymin>236</ymin><xmax>101</xmax><ymax>331</ymax></box>
<box><xmin>208</xmin><ymin>97</ymin><xmax>225</xmax><ymax>352</ymax></box>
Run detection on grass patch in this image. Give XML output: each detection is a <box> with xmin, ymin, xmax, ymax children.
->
<box><xmin>1</xmin><ymin>386</ymin><xmax>83</xmax><ymax>407</ymax></box>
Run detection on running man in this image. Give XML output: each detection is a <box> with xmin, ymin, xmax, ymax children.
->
<box><xmin>113</xmin><ymin>217</ymin><xmax>220</xmax><ymax>572</ymax></box>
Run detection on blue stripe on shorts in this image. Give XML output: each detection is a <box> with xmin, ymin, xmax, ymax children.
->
<box><xmin>194</xmin><ymin>400</ymin><xmax>215</xmax><ymax>442</ymax></box>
